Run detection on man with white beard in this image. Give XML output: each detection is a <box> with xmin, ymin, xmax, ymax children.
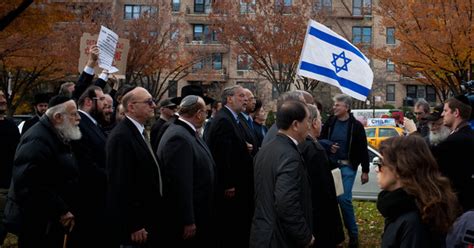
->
<box><xmin>424</xmin><ymin>105</ymin><xmax>451</xmax><ymax>146</ymax></box>
<box><xmin>4</xmin><ymin>96</ymin><xmax>82</xmax><ymax>248</ymax></box>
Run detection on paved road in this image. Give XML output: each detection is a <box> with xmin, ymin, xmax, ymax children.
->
<box><xmin>352</xmin><ymin>146</ymin><xmax>381</xmax><ymax>201</ymax></box>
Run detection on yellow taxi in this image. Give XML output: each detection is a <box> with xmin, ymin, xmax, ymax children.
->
<box><xmin>365</xmin><ymin>118</ymin><xmax>404</xmax><ymax>149</ymax></box>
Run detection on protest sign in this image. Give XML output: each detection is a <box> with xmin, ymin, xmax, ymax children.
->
<box><xmin>78</xmin><ymin>32</ymin><xmax>130</xmax><ymax>76</ymax></box>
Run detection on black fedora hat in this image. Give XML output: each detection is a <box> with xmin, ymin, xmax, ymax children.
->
<box><xmin>171</xmin><ymin>85</ymin><xmax>215</xmax><ymax>105</ymax></box>
<box><xmin>34</xmin><ymin>92</ymin><xmax>52</xmax><ymax>105</ymax></box>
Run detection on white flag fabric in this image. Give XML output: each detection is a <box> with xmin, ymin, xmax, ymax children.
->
<box><xmin>297</xmin><ymin>20</ymin><xmax>373</xmax><ymax>101</ymax></box>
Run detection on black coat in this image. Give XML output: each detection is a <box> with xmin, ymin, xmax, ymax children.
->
<box><xmin>0</xmin><ymin>118</ymin><xmax>20</xmax><ymax>189</ymax></box>
<box><xmin>5</xmin><ymin>116</ymin><xmax>79</xmax><ymax>242</ymax></box>
<box><xmin>157</xmin><ymin>118</ymin><xmax>216</xmax><ymax>245</ymax></box>
<box><xmin>320</xmin><ymin>114</ymin><xmax>370</xmax><ymax>173</ymax></box>
<box><xmin>431</xmin><ymin>124</ymin><xmax>474</xmax><ymax>212</ymax></box>
<box><xmin>299</xmin><ymin>137</ymin><xmax>344</xmax><ymax>247</ymax></box>
<box><xmin>105</xmin><ymin>117</ymin><xmax>163</xmax><ymax>245</ymax></box>
<box><xmin>377</xmin><ymin>189</ymin><xmax>444</xmax><ymax>248</ymax></box>
<box><xmin>20</xmin><ymin>115</ymin><xmax>39</xmax><ymax>136</ymax></box>
<box><xmin>250</xmin><ymin>134</ymin><xmax>313</xmax><ymax>248</ymax></box>
<box><xmin>70</xmin><ymin>111</ymin><xmax>107</xmax><ymax>245</ymax></box>
<box><xmin>238</xmin><ymin>113</ymin><xmax>259</xmax><ymax>155</ymax></box>
<box><xmin>204</xmin><ymin>106</ymin><xmax>254</xmax><ymax>247</ymax></box>
<box><xmin>150</xmin><ymin>117</ymin><xmax>167</xmax><ymax>153</ymax></box>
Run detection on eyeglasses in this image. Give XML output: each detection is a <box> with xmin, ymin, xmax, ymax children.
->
<box><xmin>373</xmin><ymin>157</ymin><xmax>384</xmax><ymax>172</ymax></box>
<box><xmin>132</xmin><ymin>98</ymin><xmax>155</xmax><ymax>107</ymax></box>
<box><xmin>414</xmin><ymin>112</ymin><xmax>424</xmax><ymax>115</ymax></box>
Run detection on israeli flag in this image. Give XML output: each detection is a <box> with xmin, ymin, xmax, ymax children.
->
<box><xmin>297</xmin><ymin>20</ymin><xmax>373</xmax><ymax>101</ymax></box>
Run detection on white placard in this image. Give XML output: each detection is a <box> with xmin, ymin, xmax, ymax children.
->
<box><xmin>97</xmin><ymin>26</ymin><xmax>119</xmax><ymax>73</ymax></box>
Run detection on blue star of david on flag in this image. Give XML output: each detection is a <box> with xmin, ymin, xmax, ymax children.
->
<box><xmin>297</xmin><ymin>20</ymin><xmax>373</xmax><ymax>101</ymax></box>
<box><xmin>331</xmin><ymin>51</ymin><xmax>352</xmax><ymax>73</ymax></box>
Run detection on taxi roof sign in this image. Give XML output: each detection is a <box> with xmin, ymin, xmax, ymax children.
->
<box><xmin>367</xmin><ymin>118</ymin><xmax>396</xmax><ymax>127</ymax></box>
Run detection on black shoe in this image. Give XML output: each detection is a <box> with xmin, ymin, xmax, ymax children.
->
<box><xmin>349</xmin><ymin>236</ymin><xmax>359</xmax><ymax>248</ymax></box>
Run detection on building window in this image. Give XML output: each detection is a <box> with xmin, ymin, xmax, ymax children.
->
<box><xmin>194</xmin><ymin>0</ymin><xmax>211</xmax><ymax>13</ymax></box>
<box><xmin>237</xmin><ymin>54</ymin><xmax>253</xmax><ymax>70</ymax></box>
<box><xmin>386</xmin><ymin>27</ymin><xmax>395</xmax><ymax>44</ymax></box>
<box><xmin>406</xmin><ymin>85</ymin><xmax>417</xmax><ymax>99</ymax></box>
<box><xmin>237</xmin><ymin>81</ymin><xmax>257</xmax><ymax>92</ymax></box>
<box><xmin>193</xmin><ymin>24</ymin><xmax>204</xmax><ymax>41</ymax></box>
<box><xmin>168</xmin><ymin>80</ymin><xmax>177</xmax><ymax>97</ymax></box>
<box><xmin>386</xmin><ymin>59</ymin><xmax>395</xmax><ymax>72</ymax></box>
<box><xmin>240</xmin><ymin>0</ymin><xmax>256</xmax><ymax>14</ymax></box>
<box><xmin>124</xmin><ymin>5</ymin><xmax>157</xmax><ymax>19</ymax></box>
<box><xmin>352</xmin><ymin>26</ymin><xmax>372</xmax><ymax>44</ymax></box>
<box><xmin>426</xmin><ymin>86</ymin><xmax>436</xmax><ymax>102</ymax></box>
<box><xmin>192</xmin><ymin>59</ymin><xmax>204</xmax><ymax>72</ymax></box>
<box><xmin>386</xmin><ymin>84</ymin><xmax>395</xmax><ymax>101</ymax></box>
<box><xmin>212</xmin><ymin>53</ymin><xmax>222</xmax><ymax>70</ymax></box>
<box><xmin>315</xmin><ymin>0</ymin><xmax>332</xmax><ymax>12</ymax></box>
<box><xmin>172</xmin><ymin>0</ymin><xmax>180</xmax><ymax>12</ymax></box>
<box><xmin>353</xmin><ymin>0</ymin><xmax>371</xmax><ymax>16</ymax></box>
<box><xmin>275</xmin><ymin>0</ymin><xmax>292</xmax><ymax>13</ymax></box>
<box><xmin>272</xmin><ymin>85</ymin><xmax>280</xmax><ymax>100</ymax></box>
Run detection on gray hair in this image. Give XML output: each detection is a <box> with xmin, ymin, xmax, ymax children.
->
<box><xmin>45</xmin><ymin>103</ymin><xmax>67</xmax><ymax>119</ymax></box>
<box><xmin>333</xmin><ymin>94</ymin><xmax>352</xmax><ymax>108</ymax></box>
<box><xmin>415</xmin><ymin>99</ymin><xmax>430</xmax><ymax>113</ymax></box>
<box><xmin>58</xmin><ymin>82</ymin><xmax>75</xmax><ymax>97</ymax></box>
<box><xmin>179</xmin><ymin>95</ymin><xmax>204</xmax><ymax>116</ymax></box>
<box><xmin>277</xmin><ymin>91</ymin><xmax>305</xmax><ymax>111</ymax></box>
<box><xmin>307</xmin><ymin>104</ymin><xmax>319</xmax><ymax>120</ymax></box>
<box><xmin>221</xmin><ymin>85</ymin><xmax>243</xmax><ymax>105</ymax></box>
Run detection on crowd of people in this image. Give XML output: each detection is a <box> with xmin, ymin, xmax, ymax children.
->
<box><xmin>0</xmin><ymin>46</ymin><xmax>473</xmax><ymax>248</ymax></box>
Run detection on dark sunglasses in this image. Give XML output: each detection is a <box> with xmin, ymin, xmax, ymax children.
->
<box><xmin>133</xmin><ymin>98</ymin><xmax>155</xmax><ymax>107</ymax></box>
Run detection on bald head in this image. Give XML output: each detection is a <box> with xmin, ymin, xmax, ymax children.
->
<box><xmin>122</xmin><ymin>87</ymin><xmax>156</xmax><ymax>124</ymax></box>
<box><xmin>243</xmin><ymin>88</ymin><xmax>256</xmax><ymax>113</ymax></box>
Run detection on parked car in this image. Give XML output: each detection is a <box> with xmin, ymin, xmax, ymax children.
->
<box><xmin>365</xmin><ymin>125</ymin><xmax>404</xmax><ymax>149</ymax></box>
<box><xmin>12</xmin><ymin>114</ymin><xmax>33</xmax><ymax>126</ymax></box>
<box><xmin>352</xmin><ymin>146</ymin><xmax>382</xmax><ymax>201</ymax></box>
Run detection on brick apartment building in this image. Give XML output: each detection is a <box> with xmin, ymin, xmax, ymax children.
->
<box><xmin>61</xmin><ymin>0</ymin><xmax>434</xmax><ymax>111</ymax></box>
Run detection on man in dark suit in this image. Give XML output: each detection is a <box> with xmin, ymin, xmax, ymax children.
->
<box><xmin>151</xmin><ymin>98</ymin><xmax>177</xmax><ymax>152</ymax></box>
<box><xmin>299</xmin><ymin>104</ymin><xmax>344</xmax><ymax>247</ymax></box>
<box><xmin>20</xmin><ymin>92</ymin><xmax>50</xmax><ymax>135</ymax></box>
<box><xmin>106</xmin><ymin>87</ymin><xmax>163</xmax><ymax>247</ymax></box>
<box><xmin>434</xmin><ymin>95</ymin><xmax>474</xmax><ymax>213</ymax></box>
<box><xmin>238</xmin><ymin>88</ymin><xmax>258</xmax><ymax>156</ymax></box>
<box><xmin>157</xmin><ymin>95</ymin><xmax>216</xmax><ymax>247</ymax></box>
<box><xmin>205</xmin><ymin>85</ymin><xmax>254</xmax><ymax>248</ymax></box>
<box><xmin>250</xmin><ymin>100</ymin><xmax>314</xmax><ymax>248</ymax></box>
<box><xmin>70</xmin><ymin>85</ymin><xmax>108</xmax><ymax>247</ymax></box>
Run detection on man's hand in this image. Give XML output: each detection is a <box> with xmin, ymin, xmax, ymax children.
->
<box><xmin>59</xmin><ymin>211</ymin><xmax>75</xmax><ymax>231</ymax></box>
<box><xmin>131</xmin><ymin>228</ymin><xmax>148</xmax><ymax>244</ymax></box>
<box><xmin>224</xmin><ymin>187</ymin><xmax>235</xmax><ymax>199</ymax></box>
<box><xmin>361</xmin><ymin>172</ymin><xmax>369</xmax><ymax>184</ymax></box>
<box><xmin>246</xmin><ymin>142</ymin><xmax>253</xmax><ymax>153</ymax></box>
<box><xmin>86</xmin><ymin>45</ymin><xmax>99</xmax><ymax>68</ymax></box>
<box><xmin>330</xmin><ymin>143</ymin><xmax>340</xmax><ymax>154</ymax></box>
<box><xmin>182</xmin><ymin>224</ymin><xmax>196</xmax><ymax>240</ymax></box>
<box><xmin>404</xmin><ymin>117</ymin><xmax>417</xmax><ymax>135</ymax></box>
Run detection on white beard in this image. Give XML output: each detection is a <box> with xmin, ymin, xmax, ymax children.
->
<box><xmin>429</xmin><ymin>126</ymin><xmax>451</xmax><ymax>146</ymax></box>
<box><xmin>56</xmin><ymin>118</ymin><xmax>82</xmax><ymax>141</ymax></box>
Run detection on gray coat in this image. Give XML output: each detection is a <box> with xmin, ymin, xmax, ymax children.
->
<box><xmin>250</xmin><ymin>134</ymin><xmax>313</xmax><ymax>248</ymax></box>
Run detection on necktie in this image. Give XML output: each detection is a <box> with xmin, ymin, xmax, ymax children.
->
<box><xmin>142</xmin><ymin>130</ymin><xmax>163</xmax><ymax>196</ymax></box>
<box><xmin>247</xmin><ymin>116</ymin><xmax>254</xmax><ymax>130</ymax></box>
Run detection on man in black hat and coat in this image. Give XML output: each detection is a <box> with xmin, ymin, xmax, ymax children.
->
<box><xmin>432</xmin><ymin>95</ymin><xmax>474</xmax><ymax>213</ymax></box>
<box><xmin>20</xmin><ymin>92</ymin><xmax>51</xmax><ymax>135</ymax></box>
<box><xmin>4</xmin><ymin>96</ymin><xmax>81</xmax><ymax>247</ymax></box>
<box><xmin>150</xmin><ymin>98</ymin><xmax>177</xmax><ymax>152</ymax></box>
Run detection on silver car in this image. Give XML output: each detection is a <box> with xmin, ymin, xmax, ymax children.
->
<box><xmin>352</xmin><ymin>146</ymin><xmax>381</xmax><ymax>201</ymax></box>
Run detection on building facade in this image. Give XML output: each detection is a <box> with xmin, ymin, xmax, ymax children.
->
<box><xmin>63</xmin><ymin>0</ymin><xmax>435</xmax><ymax>110</ymax></box>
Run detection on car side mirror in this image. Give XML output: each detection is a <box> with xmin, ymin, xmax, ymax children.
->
<box><xmin>372</xmin><ymin>156</ymin><xmax>380</xmax><ymax>167</ymax></box>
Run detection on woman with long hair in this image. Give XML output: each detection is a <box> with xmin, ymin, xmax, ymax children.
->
<box><xmin>376</xmin><ymin>135</ymin><xmax>459</xmax><ymax>247</ymax></box>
